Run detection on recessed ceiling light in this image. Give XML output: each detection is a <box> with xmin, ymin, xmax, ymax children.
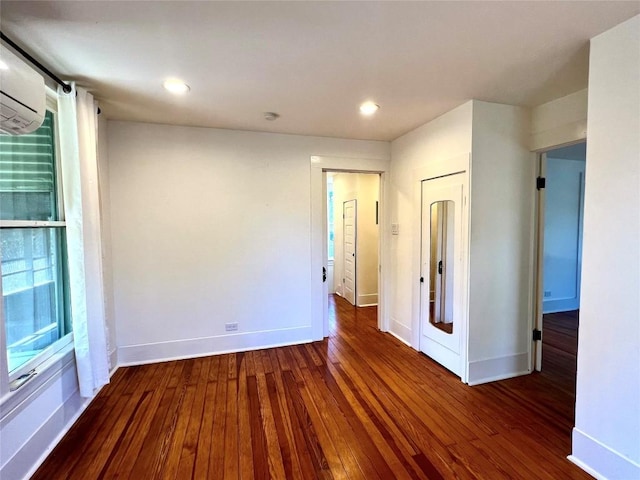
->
<box><xmin>359</xmin><ymin>101</ymin><xmax>379</xmax><ymax>116</ymax></box>
<box><xmin>163</xmin><ymin>78</ymin><xmax>190</xmax><ymax>94</ymax></box>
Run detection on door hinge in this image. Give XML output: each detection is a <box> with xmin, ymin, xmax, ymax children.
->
<box><xmin>419</xmin><ymin>276</ymin><xmax>424</xmax><ymax>283</ymax></box>
<box><xmin>536</xmin><ymin>177</ymin><xmax>546</xmax><ymax>190</ymax></box>
<box><xmin>533</xmin><ymin>329</ymin><xmax>542</xmax><ymax>341</ymax></box>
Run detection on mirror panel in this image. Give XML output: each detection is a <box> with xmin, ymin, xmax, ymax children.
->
<box><xmin>429</xmin><ymin>200</ymin><xmax>454</xmax><ymax>334</ymax></box>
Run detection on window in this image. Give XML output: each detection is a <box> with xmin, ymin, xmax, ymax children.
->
<box><xmin>0</xmin><ymin>102</ymin><xmax>71</xmax><ymax>384</ymax></box>
<box><xmin>327</xmin><ymin>178</ymin><xmax>335</xmax><ymax>260</ymax></box>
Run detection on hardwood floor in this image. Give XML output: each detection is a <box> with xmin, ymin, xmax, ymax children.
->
<box><xmin>32</xmin><ymin>297</ymin><xmax>589</xmax><ymax>479</ymax></box>
<box><xmin>541</xmin><ymin>310</ymin><xmax>579</xmax><ymax>397</ymax></box>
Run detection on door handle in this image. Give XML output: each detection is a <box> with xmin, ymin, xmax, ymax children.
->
<box><xmin>323</xmin><ymin>267</ymin><xmax>327</xmax><ymax>282</ymax></box>
<box><xmin>438</xmin><ymin>260</ymin><xmax>443</xmax><ymax>275</ymax></box>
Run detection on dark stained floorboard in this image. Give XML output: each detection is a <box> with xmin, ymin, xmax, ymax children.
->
<box><xmin>31</xmin><ymin>297</ymin><xmax>589</xmax><ymax>479</ymax></box>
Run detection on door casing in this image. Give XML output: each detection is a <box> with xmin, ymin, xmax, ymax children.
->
<box><xmin>310</xmin><ymin>155</ymin><xmax>390</xmax><ymax>340</ymax></box>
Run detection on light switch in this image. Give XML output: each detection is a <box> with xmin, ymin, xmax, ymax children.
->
<box><xmin>391</xmin><ymin>223</ymin><xmax>399</xmax><ymax>235</ymax></box>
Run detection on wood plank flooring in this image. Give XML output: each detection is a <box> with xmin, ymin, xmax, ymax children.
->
<box><xmin>32</xmin><ymin>296</ymin><xmax>589</xmax><ymax>479</ymax></box>
<box><xmin>541</xmin><ymin>310</ymin><xmax>579</xmax><ymax>397</ymax></box>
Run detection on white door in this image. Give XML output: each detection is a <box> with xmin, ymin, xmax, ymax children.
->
<box><xmin>420</xmin><ymin>174</ymin><xmax>465</xmax><ymax>377</ymax></box>
<box><xmin>343</xmin><ymin>200</ymin><xmax>357</xmax><ymax>305</ymax></box>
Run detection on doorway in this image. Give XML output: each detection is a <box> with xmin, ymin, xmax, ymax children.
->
<box><xmin>310</xmin><ymin>155</ymin><xmax>389</xmax><ymax>341</ymax></box>
<box><xmin>533</xmin><ymin>142</ymin><xmax>586</xmax><ymax>372</ymax></box>
<box><xmin>327</xmin><ymin>172</ymin><xmax>380</xmax><ymax>308</ymax></box>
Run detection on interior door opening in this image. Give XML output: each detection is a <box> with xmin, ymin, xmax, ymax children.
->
<box><xmin>325</xmin><ymin>172</ymin><xmax>381</xmax><ymax>327</ymax></box>
<box><xmin>533</xmin><ymin>142</ymin><xmax>586</xmax><ymax>375</ymax></box>
<box><xmin>312</xmin><ymin>156</ymin><xmax>388</xmax><ymax>341</ymax></box>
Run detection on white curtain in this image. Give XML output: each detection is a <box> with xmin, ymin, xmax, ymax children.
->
<box><xmin>57</xmin><ymin>83</ymin><xmax>110</xmax><ymax>397</ymax></box>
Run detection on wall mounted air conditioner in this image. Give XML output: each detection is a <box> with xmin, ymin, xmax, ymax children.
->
<box><xmin>0</xmin><ymin>47</ymin><xmax>46</xmax><ymax>135</ymax></box>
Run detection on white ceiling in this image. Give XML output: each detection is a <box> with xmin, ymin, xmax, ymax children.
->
<box><xmin>1</xmin><ymin>1</ymin><xmax>638</xmax><ymax>141</ymax></box>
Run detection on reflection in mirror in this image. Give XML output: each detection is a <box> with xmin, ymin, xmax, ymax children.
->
<box><xmin>429</xmin><ymin>200</ymin><xmax>454</xmax><ymax>334</ymax></box>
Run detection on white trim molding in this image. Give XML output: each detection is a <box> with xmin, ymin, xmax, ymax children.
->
<box><xmin>310</xmin><ymin>154</ymin><xmax>391</xmax><ymax>340</ymax></box>
<box><xmin>117</xmin><ymin>326</ymin><xmax>313</xmax><ymax>366</ymax></box>
<box><xmin>389</xmin><ymin>318</ymin><xmax>412</xmax><ymax>346</ymax></box>
<box><xmin>467</xmin><ymin>352</ymin><xmax>530</xmax><ymax>386</ymax></box>
<box><xmin>357</xmin><ymin>293</ymin><xmax>378</xmax><ymax>307</ymax></box>
<box><xmin>570</xmin><ymin>428</ymin><xmax>640</xmax><ymax>480</ymax></box>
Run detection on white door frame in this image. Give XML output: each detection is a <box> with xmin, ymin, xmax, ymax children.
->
<box><xmin>530</xmin><ymin>141</ymin><xmax>587</xmax><ymax>372</ymax></box>
<box><xmin>533</xmin><ymin>153</ymin><xmax>547</xmax><ymax>371</ymax></box>
<box><xmin>310</xmin><ymin>155</ymin><xmax>390</xmax><ymax>340</ymax></box>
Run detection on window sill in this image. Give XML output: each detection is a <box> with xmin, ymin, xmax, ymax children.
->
<box><xmin>0</xmin><ymin>342</ymin><xmax>76</xmax><ymax>423</ymax></box>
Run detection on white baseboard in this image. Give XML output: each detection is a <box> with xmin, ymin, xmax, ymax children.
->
<box><xmin>389</xmin><ymin>318</ymin><xmax>412</xmax><ymax>345</ymax></box>
<box><xmin>357</xmin><ymin>293</ymin><xmax>378</xmax><ymax>307</ymax></box>
<box><xmin>467</xmin><ymin>352</ymin><xmax>530</xmax><ymax>386</ymax></box>
<box><xmin>570</xmin><ymin>428</ymin><xmax>640</xmax><ymax>480</ymax></box>
<box><xmin>109</xmin><ymin>348</ymin><xmax>118</xmax><ymax>372</ymax></box>
<box><xmin>117</xmin><ymin>326</ymin><xmax>313</xmax><ymax>366</ymax></box>
<box><xmin>543</xmin><ymin>298</ymin><xmax>579</xmax><ymax>314</ymax></box>
<box><xmin>387</xmin><ymin>330</ymin><xmax>412</xmax><ymax>347</ymax></box>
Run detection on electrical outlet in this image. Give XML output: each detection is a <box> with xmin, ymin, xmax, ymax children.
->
<box><xmin>544</xmin><ymin>291</ymin><xmax>552</xmax><ymax>298</ymax></box>
<box><xmin>225</xmin><ymin>322</ymin><xmax>239</xmax><ymax>332</ymax></box>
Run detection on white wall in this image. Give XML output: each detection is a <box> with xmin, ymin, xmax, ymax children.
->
<box><xmin>355</xmin><ymin>174</ymin><xmax>379</xmax><ymax>306</ymax></box>
<box><xmin>108</xmin><ymin>121</ymin><xmax>388</xmax><ymax>364</ymax></box>
<box><xmin>332</xmin><ymin>173</ymin><xmax>379</xmax><ymax>305</ymax></box>
<box><xmin>543</xmin><ymin>156</ymin><xmax>585</xmax><ymax>313</ymax></box>
<box><xmin>468</xmin><ymin>101</ymin><xmax>535</xmax><ymax>383</ymax></box>
<box><xmin>571</xmin><ymin>15</ymin><xmax>640</xmax><ymax>480</ymax></box>
<box><xmin>326</xmin><ymin>176</ymin><xmax>335</xmax><ymax>294</ymax></box>
<box><xmin>332</xmin><ymin>173</ymin><xmax>356</xmax><ymax>296</ymax></box>
<box><xmin>389</xmin><ymin>101</ymin><xmax>473</xmax><ymax>344</ymax></box>
<box><xmin>97</xmin><ymin>114</ymin><xmax>117</xmax><ymax>368</ymax></box>
<box><xmin>389</xmin><ymin>100</ymin><xmax>533</xmax><ymax>384</ymax></box>
<box><xmin>530</xmin><ymin>89</ymin><xmax>588</xmax><ymax>152</ymax></box>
